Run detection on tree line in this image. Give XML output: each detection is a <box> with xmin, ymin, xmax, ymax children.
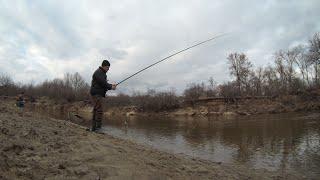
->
<box><xmin>185</xmin><ymin>32</ymin><xmax>320</xmax><ymax>100</ymax></box>
<box><xmin>0</xmin><ymin>32</ymin><xmax>319</xmax><ymax>111</ymax></box>
<box><xmin>0</xmin><ymin>72</ymin><xmax>89</xmax><ymax>102</ymax></box>
<box><xmin>225</xmin><ymin>32</ymin><xmax>319</xmax><ymax>97</ymax></box>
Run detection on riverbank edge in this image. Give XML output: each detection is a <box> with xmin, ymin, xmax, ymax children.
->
<box><xmin>0</xmin><ymin>100</ymin><xmax>303</xmax><ymax>179</ymax></box>
<box><xmin>38</xmin><ymin>95</ymin><xmax>320</xmax><ymax>118</ymax></box>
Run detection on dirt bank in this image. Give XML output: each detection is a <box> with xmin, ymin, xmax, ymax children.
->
<box><xmin>9</xmin><ymin>94</ymin><xmax>319</xmax><ymax>119</ymax></box>
<box><xmin>0</xmin><ymin>101</ymin><xmax>303</xmax><ymax>179</ymax></box>
<box><xmin>171</xmin><ymin>95</ymin><xmax>320</xmax><ymax>117</ymax></box>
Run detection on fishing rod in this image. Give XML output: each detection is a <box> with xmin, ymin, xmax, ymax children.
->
<box><xmin>116</xmin><ymin>33</ymin><xmax>228</xmax><ymax>85</ymax></box>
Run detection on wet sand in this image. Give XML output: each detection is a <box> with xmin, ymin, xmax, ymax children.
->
<box><xmin>0</xmin><ymin>102</ymin><xmax>301</xmax><ymax>179</ymax></box>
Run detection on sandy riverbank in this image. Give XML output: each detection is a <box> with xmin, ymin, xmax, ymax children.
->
<box><xmin>0</xmin><ymin>101</ymin><xmax>302</xmax><ymax>179</ymax></box>
<box><xmin>41</xmin><ymin>94</ymin><xmax>320</xmax><ymax>118</ymax></box>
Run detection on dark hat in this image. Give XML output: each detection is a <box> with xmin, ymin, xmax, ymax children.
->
<box><xmin>102</xmin><ymin>60</ymin><xmax>110</xmax><ymax>67</ymax></box>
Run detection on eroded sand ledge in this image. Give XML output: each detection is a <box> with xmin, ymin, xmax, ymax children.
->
<box><xmin>0</xmin><ymin>103</ymin><xmax>300</xmax><ymax>180</ymax></box>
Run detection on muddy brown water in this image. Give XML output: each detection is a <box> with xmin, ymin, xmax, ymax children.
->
<box><xmin>103</xmin><ymin>113</ymin><xmax>320</xmax><ymax>177</ymax></box>
<box><xmin>36</xmin><ymin>107</ymin><xmax>320</xmax><ymax>178</ymax></box>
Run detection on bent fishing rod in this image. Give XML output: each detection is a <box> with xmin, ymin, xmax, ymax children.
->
<box><xmin>116</xmin><ymin>33</ymin><xmax>228</xmax><ymax>86</ymax></box>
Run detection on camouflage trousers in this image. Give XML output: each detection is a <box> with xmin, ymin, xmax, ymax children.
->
<box><xmin>91</xmin><ymin>95</ymin><xmax>104</xmax><ymax>131</ymax></box>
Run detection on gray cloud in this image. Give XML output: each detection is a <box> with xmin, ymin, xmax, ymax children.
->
<box><xmin>0</xmin><ymin>0</ymin><xmax>319</xmax><ymax>93</ymax></box>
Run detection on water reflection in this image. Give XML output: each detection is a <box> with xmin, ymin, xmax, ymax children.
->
<box><xmin>102</xmin><ymin>113</ymin><xmax>320</xmax><ymax>178</ymax></box>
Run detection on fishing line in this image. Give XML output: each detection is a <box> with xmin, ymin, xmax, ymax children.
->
<box><xmin>117</xmin><ymin>33</ymin><xmax>229</xmax><ymax>85</ymax></box>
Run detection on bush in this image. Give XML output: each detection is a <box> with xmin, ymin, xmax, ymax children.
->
<box><xmin>132</xmin><ymin>89</ymin><xmax>180</xmax><ymax>112</ymax></box>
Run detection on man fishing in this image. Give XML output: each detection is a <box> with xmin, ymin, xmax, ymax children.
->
<box><xmin>90</xmin><ymin>60</ymin><xmax>117</xmax><ymax>132</ymax></box>
<box><xmin>88</xmin><ymin>34</ymin><xmax>225</xmax><ymax>132</ymax></box>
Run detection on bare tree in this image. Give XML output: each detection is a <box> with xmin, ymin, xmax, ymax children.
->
<box><xmin>274</xmin><ymin>54</ymin><xmax>286</xmax><ymax>91</ymax></box>
<box><xmin>274</xmin><ymin>49</ymin><xmax>298</xmax><ymax>93</ymax></box>
<box><xmin>227</xmin><ymin>53</ymin><xmax>253</xmax><ymax>96</ymax></box>
<box><xmin>183</xmin><ymin>82</ymin><xmax>206</xmax><ymax>104</ymax></box>
<box><xmin>63</xmin><ymin>72</ymin><xmax>89</xmax><ymax>100</ymax></box>
<box><xmin>207</xmin><ymin>77</ymin><xmax>218</xmax><ymax>97</ymax></box>
<box><xmin>292</xmin><ymin>46</ymin><xmax>312</xmax><ymax>86</ymax></box>
<box><xmin>71</xmin><ymin>72</ymin><xmax>86</xmax><ymax>92</ymax></box>
<box><xmin>218</xmin><ymin>81</ymin><xmax>238</xmax><ymax>98</ymax></box>
<box><xmin>0</xmin><ymin>74</ymin><xmax>17</xmax><ymax>96</ymax></box>
<box><xmin>105</xmin><ymin>93</ymin><xmax>132</xmax><ymax>108</ymax></box>
<box><xmin>308</xmin><ymin>32</ymin><xmax>320</xmax><ymax>86</ymax></box>
<box><xmin>0</xmin><ymin>74</ymin><xmax>13</xmax><ymax>87</ymax></box>
<box><xmin>249</xmin><ymin>67</ymin><xmax>264</xmax><ymax>96</ymax></box>
<box><xmin>263</xmin><ymin>65</ymin><xmax>279</xmax><ymax>96</ymax></box>
<box><xmin>132</xmin><ymin>89</ymin><xmax>180</xmax><ymax>112</ymax></box>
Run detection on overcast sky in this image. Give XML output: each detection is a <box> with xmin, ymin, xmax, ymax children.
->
<box><xmin>0</xmin><ymin>0</ymin><xmax>319</xmax><ymax>94</ymax></box>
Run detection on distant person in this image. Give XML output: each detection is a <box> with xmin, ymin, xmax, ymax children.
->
<box><xmin>89</xmin><ymin>60</ymin><xmax>117</xmax><ymax>132</ymax></box>
<box><xmin>16</xmin><ymin>92</ymin><xmax>25</xmax><ymax>115</ymax></box>
<box><xmin>30</xmin><ymin>95</ymin><xmax>36</xmax><ymax>103</ymax></box>
<box><xmin>16</xmin><ymin>92</ymin><xmax>25</xmax><ymax>107</ymax></box>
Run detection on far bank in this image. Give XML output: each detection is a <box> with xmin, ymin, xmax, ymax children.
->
<box><xmin>2</xmin><ymin>94</ymin><xmax>319</xmax><ymax>121</ymax></box>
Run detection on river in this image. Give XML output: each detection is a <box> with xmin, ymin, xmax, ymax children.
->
<box><xmin>98</xmin><ymin>113</ymin><xmax>320</xmax><ymax>178</ymax></box>
<box><xmin>40</xmin><ymin>106</ymin><xmax>320</xmax><ymax>178</ymax></box>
